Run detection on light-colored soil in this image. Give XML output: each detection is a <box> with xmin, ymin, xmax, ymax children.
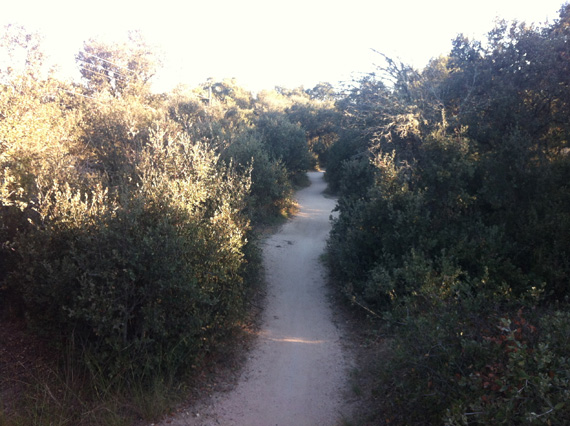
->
<box><xmin>160</xmin><ymin>171</ymin><xmax>355</xmax><ymax>426</ymax></box>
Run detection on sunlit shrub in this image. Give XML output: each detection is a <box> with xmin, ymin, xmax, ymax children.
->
<box><xmin>9</xmin><ymin>129</ymin><xmax>251</xmax><ymax>380</ymax></box>
<box><xmin>0</xmin><ymin>78</ymin><xmax>85</xmax><ymax>314</ymax></box>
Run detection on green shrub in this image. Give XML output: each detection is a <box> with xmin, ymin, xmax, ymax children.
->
<box><xmin>222</xmin><ymin>132</ymin><xmax>293</xmax><ymax>222</ymax></box>
<box><xmin>324</xmin><ymin>131</ymin><xmax>367</xmax><ymax>193</ymax></box>
<box><xmin>9</xmin><ymin>132</ymin><xmax>251</xmax><ymax>381</ymax></box>
<box><xmin>446</xmin><ymin>310</ymin><xmax>570</xmax><ymax>425</ymax></box>
<box><xmin>0</xmin><ymin>76</ymin><xmax>84</xmax><ymax>317</ymax></box>
<box><xmin>375</xmin><ymin>288</ymin><xmax>570</xmax><ymax>425</ymax></box>
<box><xmin>255</xmin><ymin>112</ymin><xmax>311</xmax><ymax>178</ymax></box>
<box><xmin>327</xmin><ymin>9</ymin><xmax>570</xmax><ymax>426</ymax></box>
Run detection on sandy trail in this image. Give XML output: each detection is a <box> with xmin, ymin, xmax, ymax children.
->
<box><xmin>161</xmin><ymin>171</ymin><xmax>352</xmax><ymax>426</ymax></box>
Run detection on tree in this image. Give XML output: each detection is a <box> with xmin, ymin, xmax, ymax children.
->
<box><xmin>0</xmin><ymin>24</ymin><xmax>48</xmax><ymax>84</ymax></box>
<box><xmin>306</xmin><ymin>82</ymin><xmax>337</xmax><ymax>101</ymax></box>
<box><xmin>76</xmin><ymin>30</ymin><xmax>160</xmax><ymax>97</ymax></box>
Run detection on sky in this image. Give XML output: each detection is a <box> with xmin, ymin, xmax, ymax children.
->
<box><xmin>2</xmin><ymin>0</ymin><xmax>567</xmax><ymax>93</ymax></box>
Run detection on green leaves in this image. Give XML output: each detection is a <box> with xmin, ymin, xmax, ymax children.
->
<box><xmin>326</xmin><ymin>6</ymin><xmax>570</xmax><ymax>424</ymax></box>
<box><xmin>10</xmin><ymin>130</ymin><xmax>251</xmax><ymax>380</ymax></box>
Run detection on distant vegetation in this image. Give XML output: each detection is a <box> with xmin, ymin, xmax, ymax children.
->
<box><xmin>327</xmin><ymin>4</ymin><xmax>570</xmax><ymax>424</ymax></box>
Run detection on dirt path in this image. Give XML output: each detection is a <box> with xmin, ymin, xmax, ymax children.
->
<box><xmin>160</xmin><ymin>171</ymin><xmax>354</xmax><ymax>426</ymax></box>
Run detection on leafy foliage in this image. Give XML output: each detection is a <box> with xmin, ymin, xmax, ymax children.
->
<box><xmin>0</xmin><ymin>25</ymin><xmax>335</xmax><ymax>393</ymax></box>
<box><xmin>222</xmin><ymin>131</ymin><xmax>293</xmax><ymax>221</ymax></box>
<box><xmin>254</xmin><ymin>111</ymin><xmax>311</xmax><ymax>181</ymax></box>
<box><xmin>327</xmin><ymin>6</ymin><xmax>570</xmax><ymax>424</ymax></box>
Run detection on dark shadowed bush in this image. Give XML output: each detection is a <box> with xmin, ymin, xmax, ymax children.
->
<box><xmin>222</xmin><ymin>132</ymin><xmax>293</xmax><ymax>222</ymax></box>
<box><xmin>255</xmin><ymin>112</ymin><xmax>311</xmax><ymax>180</ymax></box>
<box><xmin>327</xmin><ymin>8</ymin><xmax>570</xmax><ymax>424</ymax></box>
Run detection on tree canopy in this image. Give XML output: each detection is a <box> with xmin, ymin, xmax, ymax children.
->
<box><xmin>76</xmin><ymin>31</ymin><xmax>160</xmax><ymax>97</ymax></box>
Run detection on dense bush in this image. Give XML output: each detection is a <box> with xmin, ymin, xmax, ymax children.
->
<box><xmin>378</xmin><ymin>302</ymin><xmax>570</xmax><ymax>425</ymax></box>
<box><xmin>0</xmin><ymin>26</ymin><xmax>341</xmax><ymax>395</ymax></box>
<box><xmin>222</xmin><ymin>131</ymin><xmax>293</xmax><ymax>222</ymax></box>
<box><xmin>255</xmin><ymin>112</ymin><xmax>312</xmax><ymax>182</ymax></box>
<box><xmin>7</xmin><ymin>128</ymin><xmax>251</xmax><ymax>380</ymax></box>
<box><xmin>324</xmin><ymin>131</ymin><xmax>370</xmax><ymax>194</ymax></box>
<box><xmin>327</xmin><ymin>6</ymin><xmax>570</xmax><ymax>424</ymax></box>
<box><xmin>0</xmin><ymin>72</ymin><xmax>85</xmax><ymax>316</ymax></box>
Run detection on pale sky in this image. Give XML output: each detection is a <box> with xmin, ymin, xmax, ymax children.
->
<box><xmin>2</xmin><ymin>0</ymin><xmax>567</xmax><ymax>92</ymax></box>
